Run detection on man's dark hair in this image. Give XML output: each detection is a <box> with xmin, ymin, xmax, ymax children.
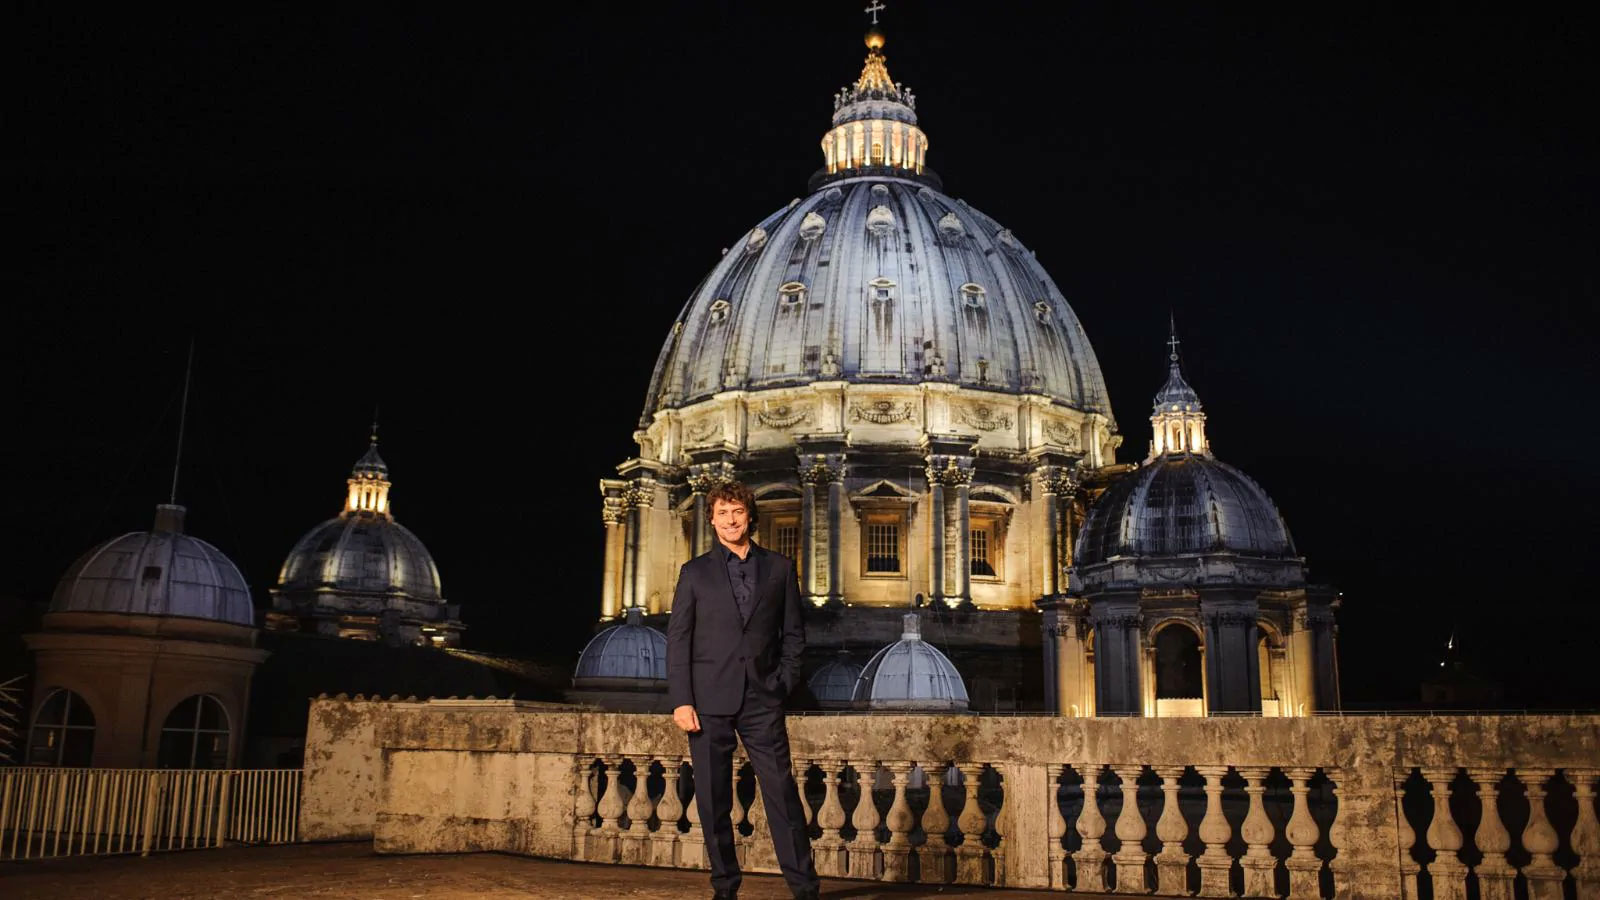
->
<box><xmin>706</xmin><ymin>480</ymin><xmax>759</xmax><ymax>529</ymax></box>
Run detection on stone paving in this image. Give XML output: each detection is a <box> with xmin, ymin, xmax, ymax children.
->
<box><xmin>0</xmin><ymin>842</ymin><xmax>1105</xmax><ymax>899</ymax></box>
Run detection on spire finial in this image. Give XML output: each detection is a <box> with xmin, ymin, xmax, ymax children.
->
<box><xmin>865</xmin><ymin>1</ymin><xmax>886</xmax><ymax>27</ymax></box>
<box><xmin>370</xmin><ymin>404</ymin><xmax>380</xmax><ymax>446</ymax></box>
<box><xmin>169</xmin><ymin>339</ymin><xmax>195</xmax><ymax>505</ymax></box>
<box><xmin>1167</xmin><ymin>311</ymin><xmax>1181</xmax><ymax>364</ymax></box>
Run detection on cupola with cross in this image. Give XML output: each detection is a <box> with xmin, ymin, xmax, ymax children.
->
<box><xmin>1148</xmin><ymin>321</ymin><xmax>1209</xmax><ymax>458</ymax></box>
<box><xmin>821</xmin><ymin>7</ymin><xmax>928</xmax><ymax>178</ymax></box>
<box><xmin>346</xmin><ymin>424</ymin><xmax>392</xmax><ymax>516</ymax></box>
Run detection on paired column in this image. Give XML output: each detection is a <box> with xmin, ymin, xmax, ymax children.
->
<box><xmin>1041</xmin><ymin>598</ymin><xmax>1091</xmax><ymax>717</ymax></box>
<box><xmin>1033</xmin><ymin>465</ymin><xmax>1077</xmax><ymax>598</ymax></box>
<box><xmin>798</xmin><ymin>453</ymin><xmax>845</xmax><ymax>606</ymax></box>
<box><xmin>1200</xmin><ymin>593</ymin><xmax>1262</xmax><ymax>714</ymax></box>
<box><xmin>925</xmin><ymin>455</ymin><xmax>974</xmax><ymax>608</ymax></box>
<box><xmin>1088</xmin><ymin>597</ymin><xmax>1142</xmax><ymax>715</ymax></box>
<box><xmin>598</xmin><ymin>486</ymin><xmax>627</xmax><ymax>619</ymax></box>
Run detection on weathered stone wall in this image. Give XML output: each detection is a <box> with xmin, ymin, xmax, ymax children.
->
<box><xmin>299</xmin><ymin>699</ymin><xmax>1600</xmax><ymax>898</ymax></box>
<box><xmin>299</xmin><ymin>697</ymin><xmax>397</xmax><ymax>840</ymax></box>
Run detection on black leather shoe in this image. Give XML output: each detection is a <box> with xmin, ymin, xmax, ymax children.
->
<box><xmin>712</xmin><ymin>890</ymin><xmax>737</xmax><ymax>900</ymax></box>
<box><xmin>792</xmin><ymin>889</ymin><xmax>820</xmax><ymax>900</ymax></box>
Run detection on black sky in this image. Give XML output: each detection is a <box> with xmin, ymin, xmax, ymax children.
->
<box><xmin>12</xmin><ymin>3</ymin><xmax>1599</xmax><ymax>706</ymax></box>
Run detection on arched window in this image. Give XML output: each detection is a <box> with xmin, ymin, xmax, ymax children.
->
<box><xmin>1154</xmin><ymin>625</ymin><xmax>1203</xmax><ymax>700</ymax></box>
<box><xmin>28</xmin><ymin>689</ymin><xmax>95</xmax><ymax>766</ymax></box>
<box><xmin>158</xmin><ymin>695</ymin><xmax>230</xmax><ymax>769</ymax></box>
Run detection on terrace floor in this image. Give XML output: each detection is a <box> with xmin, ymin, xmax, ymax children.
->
<box><xmin>0</xmin><ymin>841</ymin><xmax>1107</xmax><ymax>899</ymax></box>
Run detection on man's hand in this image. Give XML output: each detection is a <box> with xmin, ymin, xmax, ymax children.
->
<box><xmin>673</xmin><ymin>704</ymin><xmax>701</xmax><ymax>733</ymax></box>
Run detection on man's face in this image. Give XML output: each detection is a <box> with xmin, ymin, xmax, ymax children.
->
<box><xmin>711</xmin><ymin>498</ymin><xmax>751</xmax><ymax>546</ymax></box>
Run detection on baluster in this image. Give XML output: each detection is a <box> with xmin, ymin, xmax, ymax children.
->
<box><xmin>1073</xmin><ymin>763</ymin><xmax>1111</xmax><ymax>893</ymax></box>
<box><xmin>918</xmin><ymin>762</ymin><xmax>952</xmax><ymax>884</ymax></box>
<box><xmin>1194</xmin><ymin>765</ymin><xmax>1233</xmax><ymax>898</ymax></box>
<box><xmin>1153</xmin><ymin>766</ymin><xmax>1190</xmax><ymax>896</ymax></box>
<box><xmin>1466</xmin><ymin>768</ymin><xmax>1514</xmax><ymax>900</ymax></box>
<box><xmin>1417</xmin><ymin>768</ymin><xmax>1467</xmax><ymax>900</ymax></box>
<box><xmin>652</xmin><ymin>760</ymin><xmax>683</xmax><ymax>868</ymax></box>
<box><xmin>680</xmin><ymin>756</ymin><xmax>706</xmax><ymax>870</ymax></box>
<box><xmin>1111</xmin><ymin>765</ymin><xmax>1149</xmax><ymax>894</ymax></box>
<box><xmin>620</xmin><ymin>756</ymin><xmax>656</xmax><ymax>865</ymax></box>
<box><xmin>954</xmin><ymin>763</ymin><xmax>989</xmax><ymax>885</ymax></box>
<box><xmin>1569</xmin><ymin>768</ymin><xmax>1600</xmax><ymax>895</ymax></box>
<box><xmin>1284</xmin><ymin>767</ymin><xmax>1324</xmax><ymax>900</ymax></box>
<box><xmin>882</xmin><ymin>762</ymin><xmax>914</xmax><ymax>881</ymax></box>
<box><xmin>814</xmin><ymin>760</ymin><xmax>848</xmax><ymax>878</ymax></box>
<box><xmin>1518</xmin><ymin>768</ymin><xmax>1565</xmax><ymax>900</ymax></box>
<box><xmin>1394</xmin><ymin>774</ymin><xmax>1420</xmax><ymax>900</ymax></box>
<box><xmin>793</xmin><ymin>758</ymin><xmax>814</xmax><ymax>835</ymax></box>
<box><xmin>1325</xmin><ymin>773</ymin><xmax>1351</xmax><ymax>900</ymax></box>
<box><xmin>1234</xmin><ymin>766</ymin><xmax>1275</xmax><ymax>898</ymax></box>
<box><xmin>1048</xmin><ymin>764</ymin><xmax>1070</xmax><ymax>890</ymax></box>
<box><xmin>848</xmin><ymin>760</ymin><xmax>882</xmax><ymax>879</ymax></box>
<box><xmin>594</xmin><ymin>756</ymin><xmax>624</xmax><ymax>863</ymax></box>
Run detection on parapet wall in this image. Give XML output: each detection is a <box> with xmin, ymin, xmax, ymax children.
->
<box><xmin>299</xmin><ymin>698</ymin><xmax>1600</xmax><ymax>899</ymax></box>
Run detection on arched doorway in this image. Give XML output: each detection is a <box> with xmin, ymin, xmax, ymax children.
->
<box><xmin>1153</xmin><ymin>624</ymin><xmax>1204</xmax><ymax>717</ymax></box>
<box><xmin>28</xmin><ymin>688</ymin><xmax>95</xmax><ymax>766</ymax></box>
<box><xmin>158</xmin><ymin>695</ymin><xmax>231</xmax><ymax>769</ymax></box>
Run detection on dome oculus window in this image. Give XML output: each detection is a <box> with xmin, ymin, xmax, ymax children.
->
<box><xmin>779</xmin><ymin>282</ymin><xmax>806</xmax><ymax>306</ymax></box>
<box><xmin>708</xmin><ymin>299</ymin><xmax>731</xmax><ymax>324</ymax></box>
<box><xmin>960</xmin><ymin>283</ymin><xmax>986</xmax><ymax>308</ymax></box>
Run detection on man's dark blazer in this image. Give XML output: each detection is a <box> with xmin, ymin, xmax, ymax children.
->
<box><xmin>666</xmin><ymin>543</ymin><xmax>805</xmax><ymax>715</ymax></box>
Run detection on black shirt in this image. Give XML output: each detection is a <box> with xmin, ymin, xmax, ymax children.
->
<box><xmin>714</xmin><ymin>540</ymin><xmax>757</xmax><ymax>625</ymax></box>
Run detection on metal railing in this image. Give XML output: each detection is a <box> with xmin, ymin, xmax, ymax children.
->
<box><xmin>0</xmin><ymin>767</ymin><xmax>301</xmax><ymax>860</ymax></box>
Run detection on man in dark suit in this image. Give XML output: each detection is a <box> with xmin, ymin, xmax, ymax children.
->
<box><xmin>667</xmin><ymin>481</ymin><xmax>820</xmax><ymax>900</ymax></box>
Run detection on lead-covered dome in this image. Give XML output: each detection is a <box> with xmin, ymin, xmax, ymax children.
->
<box><xmin>52</xmin><ymin>504</ymin><xmax>254</xmax><ymax>626</ymax></box>
<box><xmin>276</xmin><ymin>514</ymin><xmax>442</xmax><ymax>600</ymax></box>
<box><xmin>1074</xmin><ymin>342</ymin><xmax>1303</xmax><ymax>589</ymax></box>
<box><xmin>1076</xmin><ymin>455</ymin><xmax>1297</xmax><ymax>566</ymax></box>
<box><xmin>573</xmin><ymin>607</ymin><xmax>667</xmax><ymax>687</ymax></box>
<box><xmin>853</xmin><ymin>612</ymin><xmax>969</xmax><ymax>710</ymax></box>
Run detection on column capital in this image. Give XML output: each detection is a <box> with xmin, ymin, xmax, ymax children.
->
<box><xmin>798</xmin><ymin>454</ymin><xmax>845</xmax><ymax>484</ymax></box>
<box><xmin>1033</xmin><ymin>464</ymin><xmax>1079</xmax><ymax>497</ymax></box>
<box><xmin>686</xmin><ymin>461</ymin><xmax>736</xmax><ymax>494</ymax></box>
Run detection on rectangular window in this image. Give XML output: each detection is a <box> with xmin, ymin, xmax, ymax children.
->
<box><xmin>861</xmin><ymin>510</ymin><xmax>905</xmax><ymax>576</ymax></box>
<box><xmin>970</xmin><ymin>527</ymin><xmax>994</xmax><ymax>577</ymax></box>
<box><xmin>774</xmin><ymin>519</ymin><xmax>800</xmax><ymax>564</ymax></box>
<box><xmin>970</xmin><ymin>515</ymin><xmax>1003</xmax><ymax>580</ymax></box>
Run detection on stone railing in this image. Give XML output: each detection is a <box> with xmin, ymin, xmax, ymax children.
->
<box><xmin>299</xmin><ymin>697</ymin><xmax>1600</xmax><ymax>899</ymax></box>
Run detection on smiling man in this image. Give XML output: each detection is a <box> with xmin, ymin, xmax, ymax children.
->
<box><xmin>666</xmin><ymin>481</ymin><xmax>819</xmax><ymax>900</ymax></box>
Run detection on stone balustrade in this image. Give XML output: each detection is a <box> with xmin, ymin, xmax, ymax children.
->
<box><xmin>300</xmin><ymin>698</ymin><xmax>1600</xmax><ymax>900</ymax></box>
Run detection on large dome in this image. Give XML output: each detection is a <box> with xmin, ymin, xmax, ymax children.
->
<box><xmin>640</xmin><ymin>177</ymin><xmax>1113</xmax><ymax>425</ymax></box>
<box><xmin>52</xmin><ymin>504</ymin><xmax>254</xmax><ymax>626</ymax></box>
<box><xmin>276</xmin><ymin>513</ymin><xmax>442</xmax><ymax>601</ymax></box>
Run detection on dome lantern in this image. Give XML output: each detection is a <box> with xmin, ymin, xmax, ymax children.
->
<box><xmin>345</xmin><ymin>422</ymin><xmax>392</xmax><ymax>516</ymax></box>
<box><xmin>822</xmin><ymin>28</ymin><xmax>929</xmax><ymax>178</ymax></box>
<box><xmin>1148</xmin><ymin>320</ymin><xmax>1209</xmax><ymax>458</ymax></box>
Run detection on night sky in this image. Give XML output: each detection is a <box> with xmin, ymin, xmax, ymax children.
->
<box><xmin>13</xmin><ymin>4</ymin><xmax>1598</xmax><ymax>707</ymax></box>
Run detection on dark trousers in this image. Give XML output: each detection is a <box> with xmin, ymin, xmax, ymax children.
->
<box><xmin>689</xmin><ymin>689</ymin><xmax>818</xmax><ymax>896</ymax></box>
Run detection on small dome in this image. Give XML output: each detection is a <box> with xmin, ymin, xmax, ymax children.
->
<box><xmin>1075</xmin><ymin>455</ymin><xmax>1297</xmax><ymax>567</ymax></box>
<box><xmin>807</xmin><ymin>652</ymin><xmax>863</xmax><ymax>705</ymax></box>
<box><xmin>52</xmin><ymin>505</ymin><xmax>254</xmax><ymax>627</ymax></box>
<box><xmin>1153</xmin><ymin>360</ymin><xmax>1202</xmax><ymax>410</ymax></box>
<box><xmin>276</xmin><ymin>514</ymin><xmax>442</xmax><ymax>601</ymax></box>
<box><xmin>350</xmin><ymin>442</ymin><xmax>388</xmax><ymax>479</ymax></box>
<box><xmin>853</xmin><ymin>613</ymin><xmax>969</xmax><ymax>710</ymax></box>
<box><xmin>573</xmin><ymin>608</ymin><xmax>667</xmax><ymax>684</ymax></box>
